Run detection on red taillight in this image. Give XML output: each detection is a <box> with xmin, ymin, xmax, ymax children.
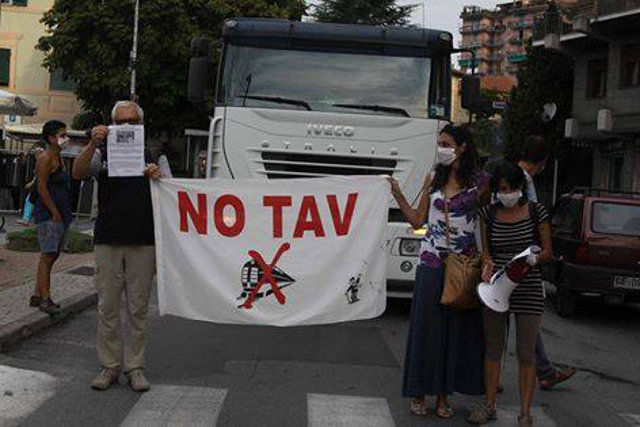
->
<box><xmin>575</xmin><ymin>242</ymin><xmax>589</xmax><ymax>263</ymax></box>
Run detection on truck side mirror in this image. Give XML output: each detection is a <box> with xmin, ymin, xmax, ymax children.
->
<box><xmin>187</xmin><ymin>38</ymin><xmax>211</xmax><ymax>108</ymax></box>
<box><xmin>461</xmin><ymin>75</ymin><xmax>480</xmax><ymax>110</ymax></box>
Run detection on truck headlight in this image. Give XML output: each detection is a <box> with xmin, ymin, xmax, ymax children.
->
<box><xmin>399</xmin><ymin>238</ymin><xmax>420</xmax><ymax>256</ymax></box>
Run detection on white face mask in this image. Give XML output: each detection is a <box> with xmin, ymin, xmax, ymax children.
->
<box><xmin>497</xmin><ymin>191</ymin><xmax>523</xmax><ymax>208</ymax></box>
<box><xmin>436</xmin><ymin>146</ymin><xmax>457</xmax><ymax>166</ymax></box>
<box><xmin>57</xmin><ymin>136</ymin><xmax>69</xmax><ymax>147</ymax></box>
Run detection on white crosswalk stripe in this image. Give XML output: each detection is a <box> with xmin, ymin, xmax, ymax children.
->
<box><xmin>120</xmin><ymin>385</ymin><xmax>227</xmax><ymax>427</ymax></box>
<box><xmin>0</xmin><ymin>366</ymin><xmax>565</xmax><ymax>427</ymax></box>
<box><xmin>620</xmin><ymin>413</ymin><xmax>640</xmax><ymax>426</ymax></box>
<box><xmin>493</xmin><ymin>406</ymin><xmax>556</xmax><ymax>426</ymax></box>
<box><xmin>307</xmin><ymin>393</ymin><xmax>395</xmax><ymax>427</ymax></box>
<box><xmin>0</xmin><ymin>365</ymin><xmax>57</xmax><ymax>427</ymax></box>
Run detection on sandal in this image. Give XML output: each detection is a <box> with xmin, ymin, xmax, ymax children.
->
<box><xmin>436</xmin><ymin>405</ymin><xmax>455</xmax><ymax>419</ymax></box>
<box><xmin>467</xmin><ymin>403</ymin><xmax>497</xmax><ymax>425</ymax></box>
<box><xmin>409</xmin><ymin>398</ymin><xmax>428</xmax><ymax>416</ymax></box>
<box><xmin>39</xmin><ymin>299</ymin><xmax>61</xmax><ymax>315</ymax></box>
<box><xmin>518</xmin><ymin>414</ymin><xmax>534</xmax><ymax>427</ymax></box>
<box><xmin>29</xmin><ymin>295</ymin><xmax>43</xmax><ymax>307</ymax></box>
<box><xmin>539</xmin><ymin>367</ymin><xmax>576</xmax><ymax>390</ymax></box>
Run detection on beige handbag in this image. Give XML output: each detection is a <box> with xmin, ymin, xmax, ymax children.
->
<box><xmin>440</xmin><ymin>195</ymin><xmax>482</xmax><ymax>310</ymax></box>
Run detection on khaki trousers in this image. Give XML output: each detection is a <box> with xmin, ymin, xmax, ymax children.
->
<box><xmin>94</xmin><ymin>245</ymin><xmax>155</xmax><ymax>373</ymax></box>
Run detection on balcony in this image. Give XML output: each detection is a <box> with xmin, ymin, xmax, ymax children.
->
<box><xmin>470</xmin><ymin>25</ymin><xmax>491</xmax><ymax>33</ymax></box>
<box><xmin>458</xmin><ymin>59</ymin><xmax>477</xmax><ymax>67</ymax></box>
<box><xmin>486</xmin><ymin>40</ymin><xmax>505</xmax><ymax>47</ymax></box>
<box><xmin>510</xmin><ymin>21</ymin><xmax>534</xmax><ymax>30</ymax></box>
<box><xmin>459</xmin><ymin>42</ymin><xmax>483</xmax><ymax>49</ymax></box>
<box><xmin>508</xmin><ymin>53</ymin><xmax>528</xmax><ymax>63</ymax></box>
<box><xmin>596</xmin><ymin>0</ymin><xmax>640</xmax><ymax>16</ymax></box>
<box><xmin>461</xmin><ymin>6</ymin><xmax>492</xmax><ymax>19</ymax></box>
<box><xmin>459</xmin><ymin>55</ymin><xmax>490</xmax><ymax>67</ymax></box>
<box><xmin>488</xmin><ymin>25</ymin><xmax>506</xmax><ymax>33</ymax></box>
<box><xmin>532</xmin><ymin>15</ymin><xmax>574</xmax><ymax>41</ymax></box>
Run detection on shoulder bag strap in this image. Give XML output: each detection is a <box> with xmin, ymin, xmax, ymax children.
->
<box><xmin>487</xmin><ymin>204</ymin><xmax>498</xmax><ymax>254</ymax></box>
<box><xmin>528</xmin><ymin>202</ymin><xmax>541</xmax><ymax>246</ymax></box>
<box><xmin>444</xmin><ymin>194</ymin><xmax>451</xmax><ymax>251</ymax></box>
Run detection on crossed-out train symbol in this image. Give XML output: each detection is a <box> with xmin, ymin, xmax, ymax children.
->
<box><xmin>238</xmin><ymin>242</ymin><xmax>296</xmax><ymax>309</ymax></box>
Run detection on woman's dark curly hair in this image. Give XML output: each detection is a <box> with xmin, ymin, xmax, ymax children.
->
<box><xmin>431</xmin><ymin>124</ymin><xmax>479</xmax><ymax>191</ymax></box>
<box><xmin>489</xmin><ymin>160</ymin><xmax>529</xmax><ymax>205</ymax></box>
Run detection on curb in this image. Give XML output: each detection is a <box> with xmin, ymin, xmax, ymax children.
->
<box><xmin>0</xmin><ymin>289</ymin><xmax>97</xmax><ymax>352</ymax></box>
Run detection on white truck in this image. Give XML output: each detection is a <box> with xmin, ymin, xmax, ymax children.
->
<box><xmin>187</xmin><ymin>18</ymin><xmax>474</xmax><ymax>297</ymax></box>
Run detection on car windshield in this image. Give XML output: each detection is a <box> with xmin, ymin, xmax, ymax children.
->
<box><xmin>592</xmin><ymin>202</ymin><xmax>640</xmax><ymax>237</ymax></box>
<box><xmin>219</xmin><ymin>44</ymin><xmax>445</xmax><ymax>119</ymax></box>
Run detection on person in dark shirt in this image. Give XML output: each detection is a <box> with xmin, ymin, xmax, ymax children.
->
<box><xmin>72</xmin><ymin>101</ymin><xmax>171</xmax><ymax>393</ymax></box>
<box><xmin>518</xmin><ymin>136</ymin><xmax>576</xmax><ymax>391</ymax></box>
<box><xmin>32</xmin><ymin>120</ymin><xmax>73</xmax><ymax>314</ymax></box>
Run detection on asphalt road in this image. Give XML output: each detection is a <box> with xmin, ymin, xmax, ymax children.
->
<box><xmin>1</xmin><ymin>286</ymin><xmax>639</xmax><ymax>426</ymax></box>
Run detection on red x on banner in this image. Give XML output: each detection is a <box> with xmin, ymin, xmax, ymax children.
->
<box><xmin>241</xmin><ymin>243</ymin><xmax>291</xmax><ymax>309</ymax></box>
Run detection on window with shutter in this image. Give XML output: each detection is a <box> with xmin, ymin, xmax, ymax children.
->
<box><xmin>49</xmin><ymin>68</ymin><xmax>76</xmax><ymax>91</ymax></box>
<box><xmin>0</xmin><ymin>49</ymin><xmax>11</xmax><ymax>86</ymax></box>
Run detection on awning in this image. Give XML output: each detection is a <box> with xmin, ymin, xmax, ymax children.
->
<box><xmin>0</xmin><ymin>90</ymin><xmax>37</xmax><ymax>116</ymax></box>
<box><xmin>4</xmin><ymin>123</ymin><xmax>87</xmax><ymax>139</ymax></box>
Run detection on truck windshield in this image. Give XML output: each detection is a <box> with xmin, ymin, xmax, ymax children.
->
<box><xmin>219</xmin><ymin>44</ymin><xmax>446</xmax><ymax>119</ymax></box>
<box><xmin>592</xmin><ymin>202</ymin><xmax>640</xmax><ymax>237</ymax></box>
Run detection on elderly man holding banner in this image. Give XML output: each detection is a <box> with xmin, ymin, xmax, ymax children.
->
<box><xmin>72</xmin><ymin>101</ymin><xmax>171</xmax><ymax>392</ymax></box>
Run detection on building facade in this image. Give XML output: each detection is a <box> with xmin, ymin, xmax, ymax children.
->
<box><xmin>543</xmin><ymin>2</ymin><xmax>640</xmax><ymax>192</ymax></box>
<box><xmin>0</xmin><ymin>0</ymin><xmax>81</xmax><ymax>127</ymax></box>
<box><xmin>459</xmin><ymin>1</ymin><xmax>588</xmax><ymax>78</ymax></box>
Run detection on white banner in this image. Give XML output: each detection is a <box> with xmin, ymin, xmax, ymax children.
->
<box><xmin>150</xmin><ymin>176</ymin><xmax>390</xmax><ymax>326</ymax></box>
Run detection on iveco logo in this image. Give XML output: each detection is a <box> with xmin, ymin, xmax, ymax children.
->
<box><xmin>307</xmin><ymin>124</ymin><xmax>355</xmax><ymax>137</ymax></box>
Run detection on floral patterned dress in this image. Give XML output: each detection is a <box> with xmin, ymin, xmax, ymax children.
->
<box><xmin>419</xmin><ymin>175</ymin><xmax>488</xmax><ymax>268</ymax></box>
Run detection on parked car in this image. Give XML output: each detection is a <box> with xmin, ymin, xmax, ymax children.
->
<box><xmin>546</xmin><ymin>188</ymin><xmax>640</xmax><ymax>317</ymax></box>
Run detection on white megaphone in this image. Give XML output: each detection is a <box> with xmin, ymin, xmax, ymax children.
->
<box><xmin>478</xmin><ymin>246</ymin><xmax>541</xmax><ymax>313</ymax></box>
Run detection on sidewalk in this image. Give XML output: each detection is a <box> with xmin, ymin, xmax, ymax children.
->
<box><xmin>0</xmin><ymin>215</ymin><xmax>97</xmax><ymax>351</ymax></box>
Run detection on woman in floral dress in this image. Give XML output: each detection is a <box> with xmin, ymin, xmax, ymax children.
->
<box><xmin>389</xmin><ymin>124</ymin><xmax>489</xmax><ymax>419</ymax></box>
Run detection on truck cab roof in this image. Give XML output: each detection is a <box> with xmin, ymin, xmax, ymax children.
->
<box><xmin>222</xmin><ymin>18</ymin><xmax>453</xmax><ymax>55</ymax></box>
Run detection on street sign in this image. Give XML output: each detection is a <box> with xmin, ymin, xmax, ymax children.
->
<box><xmin>492</xmin><ymin>101</ymin><xmax>508</xmax><ymax>110</ymax></box>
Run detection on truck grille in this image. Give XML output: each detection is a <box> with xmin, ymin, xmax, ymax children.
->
<box><xmin>257</xmin><ymin>150</ymin><xmax>398</xmax><ymax>179</ymax></box>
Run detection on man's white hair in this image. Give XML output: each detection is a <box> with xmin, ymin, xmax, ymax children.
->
<box><xmin>111</xmin><ymin>100</ymin><xmax>144</xmax><ymax>122</ymax></box>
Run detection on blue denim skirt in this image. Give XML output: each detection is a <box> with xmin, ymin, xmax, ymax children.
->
<box><xmin>402</xmin><ymin>264</ymin><xmax>485</xmax><ymax>397</ymax></box>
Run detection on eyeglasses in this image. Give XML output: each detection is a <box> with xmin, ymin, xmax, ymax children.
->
<box><xmin>114</xmin><ymin>120</ymin><xmax>143</xmax><ymax>125</ymax></box>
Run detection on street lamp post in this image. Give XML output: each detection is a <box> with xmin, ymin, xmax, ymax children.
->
<box><xmin>130</xmin><ymin>0</ymin><xmax>140</xmax><ymax>100</ymax></box>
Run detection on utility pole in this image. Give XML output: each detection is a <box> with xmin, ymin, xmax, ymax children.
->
<box><xmin>130</xmin><ymin>0</ymin><xmax>140</xmax><ymax>101</ymax></box>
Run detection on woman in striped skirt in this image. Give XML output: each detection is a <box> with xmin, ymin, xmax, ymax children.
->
<box><xmin>468</xmin><ymin>161</ymin><xmax>553</xmax><ymax>427</ymax></box>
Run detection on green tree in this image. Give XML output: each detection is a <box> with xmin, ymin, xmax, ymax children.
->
<box><xmin>471</xmin><ymin>117</ymin><xmax>497</xmax><ymax>160</ymax></box>
<box><xmin>312</xmin><ymin>0</ymin><xmax>414</xmax><ymax>26</ymax></box>
<box><xmin>36</xmin><ymin>0</ymin><xmax>306</xmax><ymax>135</ymax></box>
<box><xmin>502</xmin><ymin>42</ymin><xmax>574</xmax><ymax>161</ymax></box>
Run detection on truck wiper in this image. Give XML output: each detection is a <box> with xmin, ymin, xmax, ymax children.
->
<box><xmin>331</xmin><ymin>103</ymin><xmax>410</xmax><ymax>117</ymax></box>
<box><xmin>237</xmin><ymin>95</ymin><xmax>312</xmax><ymax>111</ymax></box>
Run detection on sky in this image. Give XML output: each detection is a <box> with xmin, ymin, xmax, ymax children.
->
<box><xmin>306</xmin><ymin>1</ymin><xmax>502</xmax><ymax>47</ymax></box>
<box><xmin>399</xmin><ymin>0</ymin><xmax>501</xmax><ymax>46</ymax></box>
